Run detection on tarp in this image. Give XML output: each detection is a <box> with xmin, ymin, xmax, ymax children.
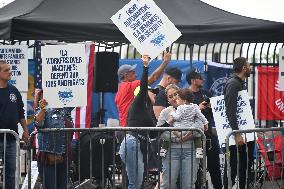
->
<box><xmin>1</xmin><ymin>0</ymin><xmax>284</xmax><ymax>42</ymax></box>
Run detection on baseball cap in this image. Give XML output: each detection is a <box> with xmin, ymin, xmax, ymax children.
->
<box><xmin>117</xmin><ymin>64</ymin><xmax>137</xmax><ymax>78</ymax></box>
<box><xmin>165</xmin><ymin>67</ymin><xmax>182</xmax><ymax>81</ymax></box>
<box><xmin>186</xmin><ymin>69</ymin><xmax>203</xmax><ymax>81</ymax></box>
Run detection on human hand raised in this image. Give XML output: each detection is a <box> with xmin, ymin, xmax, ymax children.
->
<box><xmin>141</xmin><ymin>55</ymin><xmax>150</xmax><ymax>67</ymax></box>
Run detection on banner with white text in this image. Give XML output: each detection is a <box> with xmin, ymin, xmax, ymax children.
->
<box><xmin>42</xmin><ymin>44</ymin><xmax>87</xmax><ymax>108</ymax></box>
<box><xmin>210</xmin><ymin>90</ymin><xmax>256</xmax><ymax>146</ymax></box>
<box><xmin>0</xmin><ymin>45</ymin><xmax>28</xmax><ymax>92</ymax></box>
<box><xmin>111</xmin><ymin>0</ymin><xmax>181</xmax><ymax>59</ymax></box>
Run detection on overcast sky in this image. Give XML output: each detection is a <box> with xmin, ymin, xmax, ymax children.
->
<box><xmin>201</xmin><ymin>0</ymin><xmax>284</xmax><ymax>23</ymax></box>
<box><xmin>1</xmin><ymin>0</ymin><xmax>284</xmax><ymax>23</ymax></box>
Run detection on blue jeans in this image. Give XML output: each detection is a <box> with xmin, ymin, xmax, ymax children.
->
<box><xmin>161</xmin><ymin>146</ymin><xmax>198</xmax><ymax>189</ymax></box>
<box><xmin>0</xmin><ymin>140</ymin><xmax>16</xmax><ymax>189</ymax></box>
<box><xmin>38</xmin><ymin>161</ymin><xmax>68</xmax><ymax>189</ymax></box>
<box><xmin>119</xmin><ymin>135</ymin><xmax>144</xmax><ymax>189</ymax></box>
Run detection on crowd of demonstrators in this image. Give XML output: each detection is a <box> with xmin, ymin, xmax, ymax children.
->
<box><xmin>119</xmin><ymin>55</ymin><xmax>155</xmax><ymax>189</ymax></box>
<box><xmin>167</xmin><ymin>88</ymin><xmax>209</xmax><ymax>158</ymax></box>
<box><xmin>223</xmin><ymin>57</ymin><xmax>255</xmax><ymax>189</ymax></box>
<box><xmin>0</xmin><ymin>60</ymin><xmax>29</xmax><ymax>189</ymax></box>
<box><xmin>115</xmin><ymin>52</ymin><xmax>171</xmax><ymax>128</ymax></box>
<box><xmin>34</xmin><ymin>89</ymin><xmax>74</xmax><ymax>189</ymax></box>
<box><xmin>156</xmin><ymin>84</ymin><xmax>199</xmax><ymax>189</ymax></box>
<box><xmin>186</xmin><ymin>70</ymin><xmax>223</xmax><ymax>189</ymax></box>
<box><xmin>153</xmin><ymin>67</ymin><xmax>182</xmax><ymax>119</ymax></box>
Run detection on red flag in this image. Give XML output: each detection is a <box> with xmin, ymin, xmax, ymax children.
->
<box><xmin>257</xmin><ymin>66</ymin><xmax>284</xmax><ymax>120</ymax></box>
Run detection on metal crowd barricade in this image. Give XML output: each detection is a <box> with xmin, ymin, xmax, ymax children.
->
<box><xmin>225</xmin><ymin>127</ymin><xmax>284</xmax><ymax>189</ymax></box>
<box><xmin>27</xmin><ymin>127</ymin><xmax>206</xmax><ymax>189</ymax></box>
<box><xmin>0</xmin><ymin>129</ymin><xmax>21</xmax><ymax>189</ymax></box>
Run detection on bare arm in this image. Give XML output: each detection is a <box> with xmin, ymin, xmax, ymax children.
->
<box><xmin>148</xmin><ymin>52</ymin><xmax>171</xmax><ymax>85</ymax></box>
<box><xmin>19</xmin><ymin>118</ymin><xmax>29</xmax><ymax>143</ymax></box>
<box><xmin>34</xmin><ymin>99</ymin><xmax>48</xmax><ymax>126</ymax></box>
<box><xmin>153</xmin><ymin>106</ymin><xmax>165</xmax><ymax>119</ymax></box>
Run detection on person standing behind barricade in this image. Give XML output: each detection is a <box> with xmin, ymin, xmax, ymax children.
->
<box><xmin>119</xmin><ymin>55</ymin><xmax>156</xmax><ymax>189</ymax></box>
<box><xmin>34</xmin><ymin>91</ymin><xmax>74</xmax><ymax>189</ymax></box>
<box><xmin>223</xmin><ymin>57</ymin><xmax>255</xmax><ymax>189</ymax></box>
<box><xmin>186</xmin><ymin>70</ymin><xmax>223</xmax><ymax>189</ymax></box>
<box><xmin>156</xmin><ymin>84</ymin><xmax>198</xmax><ymax>189</ymax></box>
<box><xmin>153</xmin><ymin>67</ymin><xmax>182</xmax><ymax>119</ymax></box>
<box><xmin>167</xmin><ymin>88</ymin><xmax>209</xmax><ymax>158</ymax></box>
<box><xmin>0</xmin><ymin>60</ymin><xmax>29</xmax><ymax>189</ymax></box>
<box><xmin>115</xmin><ymin>52</ymin><xmax>171</xmax><ymax>129</ymax></box>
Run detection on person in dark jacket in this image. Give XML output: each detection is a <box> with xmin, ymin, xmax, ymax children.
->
<box><xmin>0</xmin><ymin>60</ymin><xmax>29</xmax><ymax>189</ymax></box>
<box><xmin>223</xmin><ymin>57</ymin><xmax>255</xmax><ymax>189</ymax></box>
<box><xmin>186</xmin><ymin>70</ymin><xmax>223</xmax><ymax>189</ymax></box>
<box><xmin>119</xmin><ymin>55</ymin><xmax>154</xmax><ymax>189</ymax></box>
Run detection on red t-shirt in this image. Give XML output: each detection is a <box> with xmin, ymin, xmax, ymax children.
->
<box><xmin>115</xmin><ymin>80</ymin><xmax>140</xmax><ymax>127</ymax></box>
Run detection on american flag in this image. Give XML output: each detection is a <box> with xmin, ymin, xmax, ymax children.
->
<box><xmin>34</xmin><ymin>41</ymin><xmax>42</xmax><ymax>90</ymax></box>
<box><xmin>71</xmin><ymin>43</ymin><xmax>95</xmax><ymax>139</ymax></box>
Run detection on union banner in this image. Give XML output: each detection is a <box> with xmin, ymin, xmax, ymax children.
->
<box><xmin>257</xmin><ymin>66</ymin><xmax>284</xmax><ymax>120</ymax></box>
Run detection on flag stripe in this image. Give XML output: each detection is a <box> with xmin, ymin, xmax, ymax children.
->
<box><xmin>86</xmin><ymin>44</ymin><xmax>95</xmax><ymax>128</ymax></box>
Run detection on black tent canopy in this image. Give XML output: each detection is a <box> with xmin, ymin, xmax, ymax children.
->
<box><xmin>0</xmin><ymin>0</ymin><xmax>284</xmax><ymax>43</ymax></box>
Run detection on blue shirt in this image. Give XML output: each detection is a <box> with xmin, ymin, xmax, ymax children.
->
<box><xmin>37</xmin><ymin>108</ymin><xmax>73</xmax><ymax>154</ymax></box>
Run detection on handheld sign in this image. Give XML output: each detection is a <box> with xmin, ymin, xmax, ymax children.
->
<box><xmin>111</xmin><ymin>0</ymin><xmax>182</xmax><ymax>59</ymax></box>
<box><xmin>42</xmin><ymin>44</ymin><xmax>87</xmax><ymax>108</ymax></box>
<box><xmin>0</xmin><ymin>45</ymin><xmax>28</xmax><ymax>92</ymax></box>
<box><xmin>210</xmin><ymin>90</ymin><xmax>256</xmax><ymax>146</ymax></box>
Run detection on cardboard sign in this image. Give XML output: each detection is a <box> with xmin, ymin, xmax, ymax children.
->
<box><xmin>0</xmin><ymin>45</ymin><xmax>28</xmax><ymax>92</ymax></box>
<box><xmin>111</xmin><ymin>0</ymin><xmax>181</xmax><ymax>59</ymax></box>
<box><xmin>279</xmin><ymin>48</ymin><xmax>284</xmax><ymax>91</ymax></box>
<box><xmin>210</xmin><ymin>90</ymin><xmax>256</xmax><ymax>146</ymax></box>
<box><xmin>42</xmin><ymin>44</ymin><xmax>87</xmax><ymax>108</ymax></box>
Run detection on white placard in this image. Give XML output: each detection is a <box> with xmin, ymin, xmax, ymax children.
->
<box><xmin>111</xmin><ymin>0</ymin><xmax>182</xmax><ymax>59</ymax></box>
<box><xmin>21</xmin><ymin>161</ymin><xmax>38</xmax><ymax>189</ymax></box>
<box><xmin>42</xmin><ymin>44</ymin><xmax>87</xmax><ymax>108</ymax></box>
<box><xmin>279</xmin><ymin>48</ymin><xmax>284</xmax><ymax>91</ymax></box>
<box><xmin>0</xmin><ymin>45</ymin><xmax>28</xmax><ymax>92</ymax></box>
<box><xmin>18</xmin><ymin>92</ymin><xmax>27</xmax><ymax>139</ymax></box>
<box><xmin>210</xmin><ymin>90</ymin><xmax>256</xmax><ymax>146</ymax></box>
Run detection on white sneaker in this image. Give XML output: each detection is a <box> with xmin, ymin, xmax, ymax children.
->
<box><xmin>159</xmin><ymin>148</ymin><xmax>167</xmax><ymax>157</ymax></box>
<box><xmin>196</xmin><ymin>148</ymin><xmax>203</xmax><ymax>158</ymax></box>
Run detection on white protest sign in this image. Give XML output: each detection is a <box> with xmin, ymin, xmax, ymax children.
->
<box><xmin>42</xmin><ymin>44</ymin><xmax>87</xmax><ymax>108</ymax></box>
<box><xmin>279</xmin><ymin>48</ymin><xmax>284</xmax><ymax>91</ymax></box>
<box><xmin>111</xmin><ymin>0</ymin><xmax>181</xmax><ymax>59</ymax></box>
<box><xmin>210</xmin><ymin>90</ymin><xmax>256</xmax><ymax>146</ymax></box>
<box><xmin>21</xmin><ymin>161</ymin><xmax>38</xmax><ymax>189</ymax></box>
<box><xmin>18</xmin><ymin>92</ymin><xmax>27</xmax><ymax>139</ymax></box>
<box><xmin>0</xmin><ymin>45</ymin><xmax>28</xmax><ymax>92</ymax></box>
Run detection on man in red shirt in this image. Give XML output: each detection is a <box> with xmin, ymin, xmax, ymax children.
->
<box><xmin>115</xmin><ymin>52</ymin><xmax>171</xmax><ymax>127</ymax></box>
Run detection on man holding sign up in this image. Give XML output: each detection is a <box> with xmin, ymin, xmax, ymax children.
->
<box><xmin>223</xmin><ymin>57</ymin><xmax>255</xmax><ymax>189</ymax></box>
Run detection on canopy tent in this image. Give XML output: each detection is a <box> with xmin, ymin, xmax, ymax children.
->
<box><xmin>0</xmin><ymin>0</ymin><xmax>284</xmax><ymax>43</ymax></box>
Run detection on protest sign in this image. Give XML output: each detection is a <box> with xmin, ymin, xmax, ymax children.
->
<box><xmin>279</xmin><ymin>48</ymin><xmax>284</xmax><ymax>91</ymax></box>
<box><xmin>111</xmin><ymin>0</ymin><xmax>181</xmax><ymax>59</ymax></box>
<box><xmin>42</xmin><ymin>44</ymin><xmax>87</xmax><ymax>108</ymax></box>
<box><xmin>210</xmin><ymin>90</ymin><xmax>255</xmax><ymax>146</ymax></box>
<box><xmin>0</xmin><ymin>45</ymin><xmax>28</xmax><ymax>92</ymax></box>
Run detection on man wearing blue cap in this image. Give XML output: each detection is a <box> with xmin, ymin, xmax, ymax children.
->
<box><xmin>115</xmin><ymin>52</ymin><xmax>171</xmax><ymax>128</ymax></box>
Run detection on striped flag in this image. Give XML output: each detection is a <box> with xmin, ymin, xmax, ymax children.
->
<box><xmin>71</xmin><ymin>43</ymin><xmax>95</xmax><ymax>139</ymax></box>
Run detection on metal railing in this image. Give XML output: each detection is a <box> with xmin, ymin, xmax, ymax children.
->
<box><xmin>26</xmin><ymin>127</ymin><xmax>206</xmax><ymax>189</ymax></box>
<box><xmin>0</xmin><ymin>129</ymin><xmax>21</xmax><ymax>189</ymax></box>
<box><xmin>225</xmin><ymin>127</ymin><xmax>284</xmax><ymax>189</ymax></box>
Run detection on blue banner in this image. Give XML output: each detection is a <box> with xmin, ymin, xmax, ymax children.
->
<box><xmin>205</xmin><ymin>62</ymin><xmax>233</xmax><ymax>97</ymax></box>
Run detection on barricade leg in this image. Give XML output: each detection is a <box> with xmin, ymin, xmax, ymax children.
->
<box><xmin>0</xmin><ymin>140</ymin><xmax>16</xmax><ymax>189</ymax></box>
